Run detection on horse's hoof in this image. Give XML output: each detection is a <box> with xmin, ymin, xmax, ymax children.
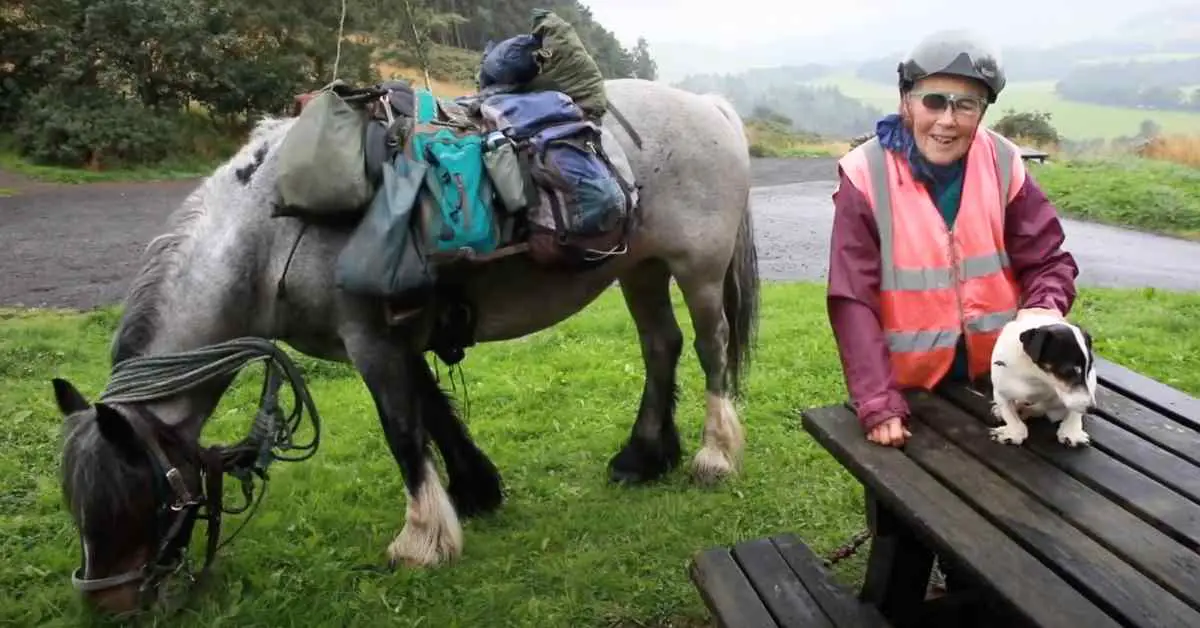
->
<box><xmin>607</xmin><ymin>436</ymin><xmax>679</xmax><ymax>484</ymax></box>
<box><xmin>690</xmin><ymin>446</ymin><xmax>735</xmax><ymax>486</ymax></box>
<box><xmin>386</xmin><ymin>526</ymin><xmax>461</xmax><ymax>568</ymax></box>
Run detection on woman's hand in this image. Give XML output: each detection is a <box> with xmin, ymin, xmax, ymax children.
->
<box><xmin>867</xmin><ymin>417</ymin><xmax>912</xmax><ymax>447</ymax></box>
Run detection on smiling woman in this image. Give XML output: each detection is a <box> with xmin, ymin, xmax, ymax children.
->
<box><xmin>825</xmin><ymin>28</ymin><xmax>1080</xmax><ymax>447</ymax></box>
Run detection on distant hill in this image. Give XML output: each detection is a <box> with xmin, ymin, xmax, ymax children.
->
<box><xmin>673</xmin><ymin>67</ymin><xmax>884</xmax><ymax>139</ymax></box>
<box><xmin>854</xmin><ymin>5</ymin><xmax>1200</xmax><ymax>85</ymax></box>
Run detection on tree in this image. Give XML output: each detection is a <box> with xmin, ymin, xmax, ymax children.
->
<box><xmin>992</xmin><ymin>109</ymin><xmax>1060</xmax><ymax>147</ymax></box>
<box><xmin>631</xmin><ymin>36</ymin><xmax>657</xmax><ymax>81</ymax></box>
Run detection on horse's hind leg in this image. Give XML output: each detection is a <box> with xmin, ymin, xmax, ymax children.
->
<box><xmin>676</xmin><ymin>265</ymin><xmax>745</xmax><ymax>485</ymax></box>
<box><xmin>608</xmin><ymin>259</ymin><xmax>684</xmax><ymax>483</ymax></box>
<box><xmin>339</xmin><ymin>321</ymin><xmax>462</xmax><ymax>567</ymax></box>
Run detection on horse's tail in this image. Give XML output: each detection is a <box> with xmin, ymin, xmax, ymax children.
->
<box><xmin>723</xmin><ymin>187</ymin><xmax>760</xmax><ymax>400</ymax></box>
<box><xmin>702</xmin><ymin>93</ymin><xmax>758</xmax><ymax>399</ymax></box>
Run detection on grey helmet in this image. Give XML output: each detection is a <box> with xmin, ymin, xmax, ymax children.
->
<box><xmin>897</xmin><ymin>29</ymin><xmax>1006</xmax><ymax>103</ymax></box>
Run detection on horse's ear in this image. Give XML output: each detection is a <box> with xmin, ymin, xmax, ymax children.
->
<box><xmin>51</xmin><ymin>378</ymin><xmax>89</xmax><ymax>416</ymax></box>
<box><xmin>94</xmin><ymin>403</ymin><xmax>143</xmax><ymax>463</ymax></box>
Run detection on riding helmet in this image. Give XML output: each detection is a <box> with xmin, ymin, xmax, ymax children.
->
<box><xmin>897</xmin><ymin>29</ymin><xmax>1006</xmax><ymax>102</ymax></box>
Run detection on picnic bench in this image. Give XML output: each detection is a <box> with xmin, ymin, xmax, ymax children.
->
<box><xmin>689</xmin><ymin>356</ymin><xmax>1200</xmax><ymax>627</ymax></box>
<box><xmin>1018</xmin><ymin>146</ymin><xmax>1049</xmax><ymax>163</ymax></box>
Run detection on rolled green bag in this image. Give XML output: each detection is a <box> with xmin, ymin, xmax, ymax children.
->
<box><xmin>525</xmin><ymin>9</ymin><xmax>608</xmax><ymax>121</ymax></box>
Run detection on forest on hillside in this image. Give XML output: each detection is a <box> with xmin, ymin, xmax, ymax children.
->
<box><xmin>674</xmin><ymin>67</ymin><xmax>885</xmax><ymax>139</ymax></box>
<box><xmin>1055</xmin><ymin>58</ymin><xmax>1200</xmax><ymax>111</ymax></box>
<box><xmin>0</xmin><ymin>0</ymin><xmax>657</xmax><ymax>168</ymax></box>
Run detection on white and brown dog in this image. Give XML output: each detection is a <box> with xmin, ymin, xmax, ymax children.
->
<box><xmin>988</xmin><ymin>311</ymin><xmax>1097</xmax><ymax>447</ymax></box>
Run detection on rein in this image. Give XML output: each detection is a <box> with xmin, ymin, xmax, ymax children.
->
<box><xmin>71</xmin><ymin>337</ymin><xmax>320</xmax><ymax>610</ymax></box>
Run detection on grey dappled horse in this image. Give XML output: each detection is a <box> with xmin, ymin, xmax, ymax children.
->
<box><xmin>51</xmin><ymin>78</ymin><xmax>760</xmax><ymax>612</ymax></box>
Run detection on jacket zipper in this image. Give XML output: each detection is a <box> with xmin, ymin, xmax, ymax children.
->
<box><xmin>947</xmin><ymin>223</ymin><xmax>968</xmax><ymax>369</ymax></box>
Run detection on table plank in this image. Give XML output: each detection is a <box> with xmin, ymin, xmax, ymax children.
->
<box><xmin>1096</xmin><ymin>357</ymin><xmax>1200</xmax><ymax>428</ymax></box>
<box><xmin>1093</xmin><ymin>386</ymin><xmax>1200</xmax><ymax>469</ymax></box>
<box><xmin>918</xmin><ymin>389</ymin><xmax>1200</xmax><ymax>612</ymax></box>
<box><xmin>940</xmin><ymin>385</ymin><xmax>1200</xmax><ymax>551</ymax></box>
<box><xmin>690</xmin><ymin>548</ymin><xmax>780</xmax><ymax>628</ymax></box>
<box><xmin>770</xmin><ymin>534</ymin><xmax>892</xmax><ymax>627</ymax></box>
<box><xmin>801</xmin><ymin>404</ymin><xmax>1123</xmax><ymax>628</ymax></box>
<box><xmin>731</xmin><ymin>538</ymin><xmax>836</xmax><ymax>628</ymax></box>
<box><xmin>903</xmin><ymin>413</ymin><xmax>1200</xmax><ymax>628</ymax></box>
<box><xmin>1068</xmin><ymin>411</ymin><xmax>1200</xmax><ymax>507</ymax></box>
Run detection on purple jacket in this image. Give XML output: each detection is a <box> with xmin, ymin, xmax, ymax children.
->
<box><xmin>826</xmin><ymin>165</ymin><xmax>1080</xmax><ymax>432</ymax></box>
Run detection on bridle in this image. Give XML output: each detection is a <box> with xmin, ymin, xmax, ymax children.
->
<box><xmin>70</xmin><ymin>406</ymin><xmax>226</xmax><ymax>610</ymax></box>
<box><xmin>64</xmin><ymin>337</ymin><xmax>323</xmax><ymax>613</ymax></box>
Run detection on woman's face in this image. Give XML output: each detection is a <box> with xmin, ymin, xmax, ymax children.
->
<box><xmin>901</xmin><ymin>74</ymin><xmax>989</xmax><ymax>165</ymax></box>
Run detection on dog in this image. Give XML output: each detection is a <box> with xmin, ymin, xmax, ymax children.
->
<box><xmin>988</xmin><ymin>312</ymin><xmax>1097</xmax><ymax>447</ymax></box>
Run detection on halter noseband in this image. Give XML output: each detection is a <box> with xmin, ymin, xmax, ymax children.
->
<box><xmin>70</xmin><ymin>406</ymin><xmax>224</xmax><ymax>609</ymax></box>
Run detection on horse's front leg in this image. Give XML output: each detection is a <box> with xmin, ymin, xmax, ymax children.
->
<box><xmin>340</xmin><ymin>322</ymin><xmax>463</xmax><ymax>567</ymax></box>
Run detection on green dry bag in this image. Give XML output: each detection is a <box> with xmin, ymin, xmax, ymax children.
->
<box><xmin>274</xmin><ymin>87</ymin><xmax>375</xmax><ymax>218</ymax></box>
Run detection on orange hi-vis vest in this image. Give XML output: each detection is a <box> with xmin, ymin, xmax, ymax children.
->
<box><xmin>837</xmin><ymin>128</ymin><xmax>1026</xmax><ymax>390</ymax></box>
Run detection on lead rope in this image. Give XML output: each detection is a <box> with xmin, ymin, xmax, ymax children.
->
<box><xmin>823</xmin><ymin>528</ymin><xmax>872</xmax><ymax>567</ymax></box>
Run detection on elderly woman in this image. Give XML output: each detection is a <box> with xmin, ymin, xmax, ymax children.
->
<box><xmin>827</xmin><ymin>30</ymin><xmax>1080</xmax><ymax>447</ymax></box>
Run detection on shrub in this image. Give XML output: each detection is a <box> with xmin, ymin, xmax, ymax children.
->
<box><xmin>992</xmin><ymin>109</ymin><xmax>1060</xmax><ymax>147</ymax></box>
<box><xmin>13</xmin><ymin>87</ymin><xmax>176</xmax><ymax>169</ymax></box>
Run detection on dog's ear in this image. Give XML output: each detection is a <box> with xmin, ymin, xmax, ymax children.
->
<box><xmin>1081</xmin><ymin>328</ymin><xmax>1093</xmax><ymax>355</ymax></box>
<box><xmin>1020</xmin><ymin>327</ymin><xmax>1051</xmax><ymax>364</ymax></box>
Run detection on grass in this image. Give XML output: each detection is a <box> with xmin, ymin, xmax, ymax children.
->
<box><xmin>745</xmin><ymin>120</ymin><xmax>849</xmax><ymax>158</ymax></box>
<box><xmin>1030</xmin><ymin>157</ymin><xmax>1200</xmax><ymax>240</ymax></box>
<box><xmin>803</xmin><ymin>74</ymin><xmax>1200</xmax><ymax>141</ymax></box>
<box><xmin>2</xmin><ymin>281</ymin><xmax>1199</xmax><ymax>626</ymax></box>
<box><xmin>1142</xmin><ymin>134</ymin><xmax>1200</xmax><ymax>168</ymax></box>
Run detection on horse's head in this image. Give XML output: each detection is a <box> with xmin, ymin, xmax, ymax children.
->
<box><xmin>53</xmin><ymin>377</ymin><xmax>205</xmax><ymax>616</ymax></box>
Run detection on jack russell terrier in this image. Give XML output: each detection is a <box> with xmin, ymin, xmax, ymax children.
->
<box><xmin>988</xmin><ymin>311</ymin><xmax>1097</xmax><ymax>447</ymax></box>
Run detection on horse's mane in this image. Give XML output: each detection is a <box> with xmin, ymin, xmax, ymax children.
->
<box><xmin>110</xmin><ymin>116</ymin><xmax>295</xmax><ymax>365</ymax></box>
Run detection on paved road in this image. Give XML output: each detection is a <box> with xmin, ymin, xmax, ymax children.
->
<box><xmin>751</xmin><ymin>179</ymin><xmax>1200</xmax><ymax>291</ymax></box>
<box><xmin>2</xmin><ymin>157</ymin><xmax>1198</xmax><ymax>310</ymax></box>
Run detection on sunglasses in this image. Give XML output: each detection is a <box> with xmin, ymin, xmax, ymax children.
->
<box><xmin>910</xmin><ymin>91</ymin><xmax>987</xmax><ymax>117</ymax></box>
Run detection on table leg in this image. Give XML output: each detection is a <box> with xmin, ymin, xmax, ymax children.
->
<box><xmin>859</xmin><ymin>489</ymin><xmax>935</xmax><ymax>627</ymax></box>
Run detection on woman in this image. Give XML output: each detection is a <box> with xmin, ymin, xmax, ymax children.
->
<box><xmin>827</xmin><ymin>29</ymin><xmax>1080</xmax><ymax>447</ymax></box>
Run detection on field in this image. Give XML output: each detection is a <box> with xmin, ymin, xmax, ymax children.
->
<box><xmin>803</xmin><ymin>74</ymin><xmax>1200</xmax><ymax>141</ymax></box>
<box><xmin>3</xmin><ymin>282</ymin><xmax>1200</xmax><ymax>626</ymax></box>
<box><xmin>1030</xmin><ymin>157</ymin><xmax>1200</xmax><ymax>240</ymax></box>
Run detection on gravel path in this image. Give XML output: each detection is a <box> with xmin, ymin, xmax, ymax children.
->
<box><xmin>2</xmin><ymin>156</ymin><xmax>1197</xmax><ymax>311</ymax></box>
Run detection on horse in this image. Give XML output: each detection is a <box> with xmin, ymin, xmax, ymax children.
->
<box><xmin>50</xmin><ymin>77</ymin><xmax>761</xmax><ymax>615</ymax></box>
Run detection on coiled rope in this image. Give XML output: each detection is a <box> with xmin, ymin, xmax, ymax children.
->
<box><xmin>98</xmin><ymin>337</ymin><xmax>322</xmax><ymax>529</ymax></box>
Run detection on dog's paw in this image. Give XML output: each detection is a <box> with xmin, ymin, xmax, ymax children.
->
<box><xmin>1056</xmin><ymin>425</ymin><xmax>1091</xmax><ymax>448</ymax></box>
<box><xmin>989</xmin><ymin>423</ymin><xmax>1028</xmax><ymax>446</ymax></box>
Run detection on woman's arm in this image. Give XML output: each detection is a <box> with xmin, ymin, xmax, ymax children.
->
<box><xmin>827</xmin><ymin>168</ymin><xmax>910</xmax><ymax>432</ymax></box>
<box><xmin>1003</xmin><ymin>174</ymin><xmax>1080</xmax><ymax>315</ymax></box>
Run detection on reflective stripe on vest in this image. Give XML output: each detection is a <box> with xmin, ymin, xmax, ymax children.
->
<box><xmin>839</xmin><ymin>128</ymin><xmax>1023</xmax><ymax>389</ymax></box>
<box><xmin>861</xmin><ymin>133</ymin><xmax>1015</xmax><ymax>292</ymax></box>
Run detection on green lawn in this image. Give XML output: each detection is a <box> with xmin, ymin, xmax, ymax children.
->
<box><xmin>2</xmin><ymin>282</ymin><xmax>1199</xmax><ymax>626</ymax></box>
<box><xmin>1031</xmin><ymin>157</ymin><xmax>1200</xmax><ymax>240</ymax></box>
<box><xmin>804</xmin><ymin>75</ymin><xmax>1200</xmax><ymax>141</ymax></box>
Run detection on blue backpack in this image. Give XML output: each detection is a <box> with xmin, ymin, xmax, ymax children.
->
<box><xmin>409</xmin><ymin>88</ymin><xmax>500</xmax><ymax>260</ymax></box>
<box><xmin>480</xmin><ymin>91</ymin><xmax>584</xmax><ymax>140</ymax></box>
<box><xmin>522</xmin><ymin>119</ymin><xmax>634</xmax><ymax>266</ymax></box>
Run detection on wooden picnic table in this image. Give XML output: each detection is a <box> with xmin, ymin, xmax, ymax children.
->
<box><xmin>799</xmin><ymin>356</ymin><xmax>1200</xmax><ymax>628</ymax></box>
<box><xmin>689</xmin><ymin>356</ymin><xmax>1200</xmax><ymax>628</ymax></box>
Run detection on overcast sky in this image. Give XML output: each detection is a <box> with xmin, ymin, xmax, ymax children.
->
<box><xmin>582</xmin><ymin>0</ymin><xmax>1192</xmax><ymax>77</ymax></box>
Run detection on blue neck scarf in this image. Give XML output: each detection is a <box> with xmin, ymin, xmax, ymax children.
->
<box><xmin>875</xmin><ymin>113</ymin><xmax>964</xmax><ymax>187</ymax></box>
